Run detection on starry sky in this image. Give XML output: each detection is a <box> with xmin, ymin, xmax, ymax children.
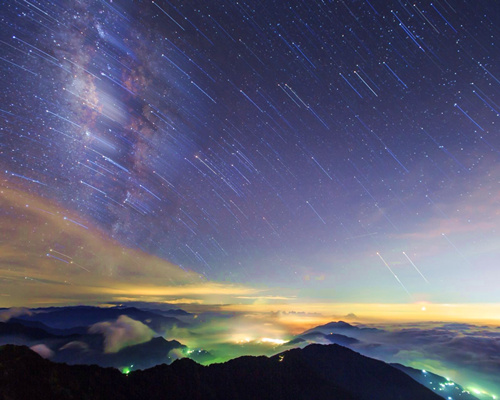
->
<box><xmin>0</xmin><ymin>0</ymin><xmax>499</xmax><ymax>316</ymax></box>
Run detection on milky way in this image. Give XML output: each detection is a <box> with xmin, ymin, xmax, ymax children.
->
<box><xmin>1</xmin><ymin>1</ymin><xmax>499</xmax><ymax>303</ymax></box>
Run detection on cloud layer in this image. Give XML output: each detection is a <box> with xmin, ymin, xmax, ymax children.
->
<box><xmin>89</xmin><ymin>315</ymin><xmax>155</xmax><ymax>353</ymax></box>
<box><xmin>300</xmin><ymin>321</ymin><xmax>500</xmax><ymax>396</ymax></box>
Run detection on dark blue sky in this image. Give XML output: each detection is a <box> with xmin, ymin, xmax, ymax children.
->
<box><xmin>1</xmin><ymin>0</ymin><xmax>499</xmax><ymax>304</ymax></box>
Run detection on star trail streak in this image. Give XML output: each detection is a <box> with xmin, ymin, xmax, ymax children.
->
<box><xmin>0</xmin><ymin>0</ymin><xmax>499</xmax><ymax>305</ymax></box>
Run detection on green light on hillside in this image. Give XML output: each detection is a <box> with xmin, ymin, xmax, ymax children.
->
<box><xmin>121</xmin><ymin>367</ymin><xmax>131</xmax><ymax>375</ymax></box>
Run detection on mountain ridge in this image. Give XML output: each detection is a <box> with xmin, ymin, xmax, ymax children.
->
<box><xmin>0</xmin><ymin>343</ymin><xmax>444</xmax><ymax>400</ymax></box>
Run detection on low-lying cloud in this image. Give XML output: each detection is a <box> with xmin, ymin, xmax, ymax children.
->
<box><xmin>0</xmin><ymin>307</ymin><xmax>31</xmax><ymax>322</ymax></box>
<box><xmin>30</xmin><ymin>344</ymin><xmax>54</xmax><ymax>359</ymax></box>
<box><xmin>89</xmin><ymin>315</ymin><xmax>155</xmax><ymax>353</ymax></box>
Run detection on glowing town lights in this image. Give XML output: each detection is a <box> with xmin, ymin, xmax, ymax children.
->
<box><xmin>121</xmin><ymin>364</ymin><xmax>134</xmax><ymax>374</ymax></box>
<box><xmin>233</xmin><ymin>337</ymin><xmax>252</xmax><ymax>344</ymax></box>
<box><xmin>232</xmin><ymin>336</ymin><xmax>289</xmax><ymax>345</ymax></box>
<box><xmin>468</xmin><ymin>387</ymin><xmax>495</xmax><ymax>397</ymax></box>
<box><xmin>261</xmin><ymin>338</ymin><xmax>288</xmax><ymax>345</ymax></box>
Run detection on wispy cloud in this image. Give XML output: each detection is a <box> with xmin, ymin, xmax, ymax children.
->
<box><xmin>0</xmin><ymin>186</ymin><xmax>262</xmax><ymax>307</ymax></box>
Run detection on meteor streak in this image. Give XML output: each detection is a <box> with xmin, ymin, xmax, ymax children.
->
<box><xmin>377</xmin><ymin>252</ymin><xmax>412</xmax><ymax>298</ymax></box>
<box><xmin>403</xmin><ymin>252</ymin><xmax>429</xmax><ymax>283</ymax></box>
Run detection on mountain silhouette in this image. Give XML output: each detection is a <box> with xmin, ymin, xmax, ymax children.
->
<box><xmin>54</xmin><ymin>336</ymin><xmax>186</xmax><ymax>370</ymax></box>
<box><xmin>304</xmin><ymin>321</ymin><xmax>381</xmax><ymax>338</ymax></box>
<box><xmin>0</xmin><ymin>343</ymin><xmax>444</xmax><ymax>400</ymax></box>
<box><xmin>17</xmin><ymin>306</ymin><xmax>186</xmax><ymax>333</ymax></box>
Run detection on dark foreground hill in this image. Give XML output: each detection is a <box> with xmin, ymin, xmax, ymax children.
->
<box><xmin>0</xmin><ymin>343</ymin><xmax>444</xmax><ymax>400</ymax></box>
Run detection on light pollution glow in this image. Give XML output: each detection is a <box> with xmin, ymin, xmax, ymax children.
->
<box><xmin>1</xmin><ymin>184</ymin><xmax>500</xmax><ymax>328</ymax></box>
<box><xmin>1</xmin><ymin>1</ymin><xmax>499</xmax><ymax>396</ymax></box>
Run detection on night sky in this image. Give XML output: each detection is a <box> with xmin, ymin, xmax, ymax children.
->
<box><xmin>0</xmin><ymin>0</ymin><xmax>499</xmax><ymax>311</ymax></box>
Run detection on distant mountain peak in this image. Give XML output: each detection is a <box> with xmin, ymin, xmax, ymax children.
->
<box><xmin>303</xmin><ymin>320</ymin><xmax>381</xmax><ymax>337</ymax></box>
